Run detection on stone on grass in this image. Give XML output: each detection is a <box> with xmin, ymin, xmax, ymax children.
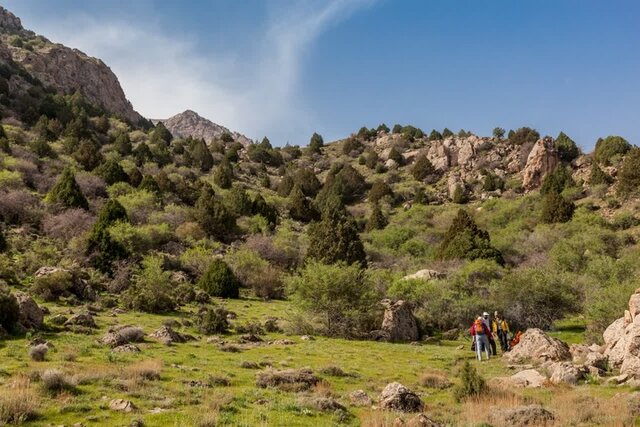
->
<box><xmin>379</xmin><ymin>382</ymin><xmax>423</xmax><ymax>412</ymax></box>
<box><xmin>15</xmin><ymin>292</ymin><xmax>44</xmax><ymax>329</ymax></box>
<box><xmin>349</xmin><ymin>390</ymin><xmax>372</xmax><ymax>407</ymax></box>
<box><xmin>151</xmin><ymin>325</ymin><xmax>187</xmax><ymax>345</ymax></box>
<box><xmin>504</xmin><ymin>328</ymin><xmax>571</xmax><ymax>364</ymax></box>
<box><xmin>112</xmin><ymin>344</ymin><xmax>141</xmax><ymax>353</ymax></box>
<box><xmin>306</xmin><ymin>397</ymin><xmax>345</xmax><ymax>412</ymax></box>
<box><xmin>109</xmin><ymin>398</ymin><xmax>136</xmax><ymax>412</ymax></box>
<box><xmin>64</xmin><ymin>312</ymin><xmax>97</xmax><ymax>328</ymax></box>
<box><xmin>376</xmin><ymin>300</ymin><xmax>419</xmax><ymax>342</ymax></box>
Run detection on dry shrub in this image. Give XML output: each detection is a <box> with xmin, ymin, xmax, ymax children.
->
<box><xmin>203</xmin><ymin>390</ymin><xmax>233</xmax><ymax>412</ymax></box>
<box><xmin>106</xmin><ymin>260</ymin><xmax>135</xmax><ymax>293</ymax></box>
<box><xmin>116</xmin><ymin>326</ymin><xmax>145</xmax><ymax>344</ymax></box>
<box><xmin>28</xmin><ymin>344</ymin><xmax>48</xmax><ymax>362</ymax></box>
<box><xmin>175</xmin><ymin>221</ymin><xmax>206</xmax><ymax>242</ymax></box>
<box><xmin>419</xmin><ymin>369</ymin><xmax>452</xmax><ymax>389</ymax></box>
<box><xmin>42</xmin><ymin>209</ymin><xmax>95</xmax><ymax>240</ymax></box>
<box><xmin>124</xmin><ymin>359</ymin><xmax>162</xmax><ymax>382</ymax></box>
<box><xmin>319</xmin><ymin>366</ymin><xmax>356</xmax><ymax>378</ymax></box>
<box><xmin>459</xmin><ymin>386</ymin><xmax>526</xmax><ymax>426</ymax></box>
<box><xmin>313</xmin><ymin>380</ymin><xmax>333</xmax><ymax>398</ymax></box>
<box><xmin>40</xmin><ymin>369</ymin><xmax>76</xmax><ymax>394</ymax></box>
<box><xmin>75</xmin><ymin>173</ymin><xmax>107</xmax><ymax>199</ymax></box>
<box><xmin>207</xmin><ymin>375</ymin><xmax>231</xmax><ymax>387</ymax></box>
<box><xmin>227</xmin><ymin>249</ymin><xmax>284</xmax><ymax>299</ymax></box>
<box><xmin>256</xmin><ymin>368</ymin><xmax>320</xmax><ymax>392</ymax></box>
<box><xmin>0</xmin><ymin>189</ymin><xmax>40</xmax><ymax>225</ymax></box>
<box><xmin>545</xmin><ymin>388</ymin><xmax>632</xmax><ymax>426</ymax></box>
<box><xmin>0</xmin><ymin>376</ymin><xmax>40</xmax><ymax>424</ymax></box>
<box><xmin>244</xmin><ymin>234</ymin><xmax>298</xmax><ymax>269</ymax></box>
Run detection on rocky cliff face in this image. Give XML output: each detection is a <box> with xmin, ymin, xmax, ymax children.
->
<box><xmin>160</xmin><ymin>110</ymin><xmax>252</xmax><ymax>147</ymax></box>
<box><xmin>0</xmin><ymin>6</ymin><xmax>142</xmax><ymax>123</ymax></box>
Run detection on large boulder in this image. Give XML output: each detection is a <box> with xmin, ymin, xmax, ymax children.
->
<box><xmin>488</xmin><ymin>405</ymin><xmax>554</xmax><ymax>427</ymax></box>
<box><xmin>378</xmin><ymin>382</ymin><xmax>423</xmax><ymax>413</ymax></box>
<box><xmin>504</xmin><ymin>328</ymin><xmax>571</xmax><ymax>364</ymax></box>
<box><xmin>509</xmin><ymin>369</ymin><xmax>546</xmax><ymax>388</ymax></box>
<box><xmin>522</xmin><ymin>137</ymin><xmax>559</xmax><ymax>190</ymax></box>
<box><xmin>64</xmin><ymin>312</ymin><xmax>97</xmax><ymax>328</ymax></box>
<box><xmin>378</xmin><ymin>300</ymin><xmax>419</xmax><ymax>342</ymax></box>
<box><xmin>603</xmin><ymin>289</ymin><xmax>640</xmax><ymax>379</ymax></box>
<box><xmin>545</xmin><ymin>361</ymin><xmax>586</xmax><ymax>385</ymax></box>
<box><xmin>14</xmin><ymin>292</ymin><xmax>44</xmax><ymax>329</ymax></box>
<box><xmin>150</xmin><ymin>325</ymin><xmax>187</xmax><ymax>345</ymax></box>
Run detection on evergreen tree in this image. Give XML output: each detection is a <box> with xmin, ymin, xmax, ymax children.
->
<box><xmin>220</xmin><ymin>131</ymin><xmax>234</xmax><ymax>143</ymax></box>
<box><xmin>73</xmin><ymin>139</ymin><xmax>103</xmax><ymax>171</ymax></box>
<box><xmin>540</xmin><ymin>192</ymin><xmax>575</xmax><ymax>224</ymax></box>
<box><xmin>96</xmin><ymin>159</ymin><xmax>128</xmax><ymax>185</ymax></box>
<box><xmin>139</xmin><ymin>175</ymin><xmax>161</xmax><ymax>196</ymax></box>
<box><xmin>128</xmin><ymin>167</ymin><xmax>143</xmax><ymax>187</ymax></box>
<box><xmin>114</xmin><ymin>132</ymin><xmax>132</xmax><ymax>155</ymax></box>
<box><xmin>365</xmin><ymin>150</ymin><xmax>379</xmax><ymax>169</ymax></box>
<box><xmin>46</xmin><ymin>167</ymin><xmax>89</xmax><ymax>210</ymax></box>
<box><xmin>437</xmin><ymin>209</ymin><xmax>503</xmax><ymax>265</ymax></box>
<box><xmin>308</xmin><ymin>132</ymin><xmax>324</xmax><ymax>154</ymax></box>
<box><xmin>251</xmin><ymin>194</ymin><xmax>279</xmax><ymax>229</ymax></box>
<box><xmin>442</xmin><ymin>128</ymin><xmax>454</xmax><ymax>138</ymax></box>
<box><xmin>492</xmin><ymin>127</ymin><xmax>505</xmax><ymax>139</ymax></box>
<box><xmin>306</xmin><ymin>195</ymin><xmax>367</xmax><ymax>267</ymax></box>
<box><xmin>213</xmin><ymin>158</ymin><xmax>234</xmax><ymax>189</ymax></box>
<box><xmin>87</xmin><ymin>199</ymin><xmax>129</xmax><ymax>273</ymax></box>
<box><xmin>452</xmin><ymin>184</ymin><xmax>468</xmax><ymax>204</ymax></box>
<box><xmin>617</xmin><ymin>147</ymin><xmax>640</xmax><ymax>197</ymax></box>
<box><xmin>392</xmin><ymin>124</ymin><xmax>403</xmax><ymax>134</ymax></box>
<box><xmin>368</xmin><ymin>179</ymin><xmax>392</xmax><ymax>203</ymax></box>
<box><xmin>150</xmin><ymin>122</ymin><xmax>173</xmax><ymax>145</ymax></box>
<box><xmin>376</xmin><ymin>123</ymin><xmax>390</xmax><ymax>133</ymax></box>
<box><xmin>555</xmin><ymin>132</ymin><xmax>580</xmax><ymax>163</ymax></box>
<box><xmin>289</xmin><ymin>184</ymin><xmax>318</xmax><ymax>222</ymax></box>
<box><xmin>0</xmin><ymin>226</ymin><xmax>7</xmax><ymax>253</ymax></box>
<box><xmin>411</xmin><ymin>155</ymin><xmax>436</xmax><ymax>181</ymax></box>
<box><xmin>365</xmin><ymin>203</ymin><xmax>387</xmax><ymax>231</ymax></box>
<box><xmin>508</xmin><ymin>127</ymin><xmax>540</xmax><ymax>145</ymax></box>
<box><xmin>133</xmin><ymin>142</ymin><xmax>153</xmax><ymax>166</ymax></box>
<box><xmin>388</xmin><ymin>146</ymin><xmax>404</xmax><ymax>166</ymax></box>
<box><xmin>198</xmin><ymin>259</ymin><xmax>240</xmax><ymax>298</ymax></box>
<box><xmin>191</xmin><ymin>139</ymin><xmax>214</xmax><ymax>172</ymax></box>
<box><xmin>293</xmin><ymin>167</ymin><xmax>321</xmax><ymax>197</ymax></box>
<box><xmin>224</xmin><ymin>185</ymin><xmax>252</xmax><ymax>217</ymax></box>
<box><xmin>540</xmin><ymin>166</ymin><xmax>575</xmax><ymax>195</ymax></box>
<box><xmin>277</xmin><ymin>174</ymin><xmax>294</xmax><ymax>197</ymax></box>
<box><xmin>195</xmin><ymin>184</ymin><xmax>235</xmax><ymax>241</ymax></box>
<box><xmin>428</xmin><ymin>129</ymin><xmax>443</xmax><ymax>141</ymax></box>
<box><xmin>594</xmin><ymin>135</ymin><xmax>631</xmax><ymax>166</ymax></box>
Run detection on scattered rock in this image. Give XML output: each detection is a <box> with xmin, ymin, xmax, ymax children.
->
<box><xmin>301</xmin><ymin>335</ymin><xmax>315</xmax><ymax>341</ymax></box>
<box><xmin>100</xmin><ymin>325</ymin><xmax>144</xmax><ymax>348</ymax></box>
<box><xmin>270</xmin><ymin>339</ymin><xmax>295</xmax><ymax>346</ymax></box>
<box><xmin>546</xmin><ymin>361</ymin><xmax>586</xmax><ymax>385</ymax></box>
<box><xmin>504</xmin><ymin>328</ymin><xmax>571</xmax><ymax>364</ymax></box>
<box><xmin>491</xmin><ymin>369</ymin><xmax>546</xmax><ymax>389</ymax></box>
<box><xmin>240</xmin><ymin>361</ymin><xmax>260</xmax><ymax>369</ymax></box>
<box><xmin>306</xmin><ymin>397</ymin><xmax>345</xmax><ymax>412</ymax></box>
<box><xmin>349</xmin><ymin>390</ymin><xmax>372</xmax><ymax>407</ymax></box>
<box><xmin>379</xmin><ymin>382</ymin><xmax>423</xmax><ymax>412</ymax></box>
<box><xmin>402</xmin><ymin>270</ymin><xmax>445</xmax><ymax>281</ymax></box>
<box><xmin>109</xmin><ymin>399</ymin><xmax>136</xmax><ymax>412</ymax></box>
<box><xmin>15</xmin><ymin>292</ymin><xmax>44</xmax><ymax>329</ymax></box>
<box><xmin>376</xmin><ymin>300</ymin><xmax>419</xmax><ymax>342</ymax></box>
<box><xmin>64</xmin><ymin>312</ymin><xmax>97</xmax><ymax>328</ymax></box>
<box><xmin>49</xmin><ymin>314</ymin><xmax>68</xmax><ymax>325</ymax></box>
<box><xmin>238</xmin><ymin>334</ymin><xmax>263</xmax><ymax>344</ymax></box>
<box><xmin>255</xmin><ymin>368</ymin><xmax>320</xmax><ymax>391</ymax></box>
<box><xmin>405</xmin><ymin>414</ymin><xmax>442</xmax><ymax>427</ymax></box>
<box><xmin>150</xmin><ymin>325</ymin><xmax>187</xmax><ymax>345</ymax></box>
<box><xmin>488</xmin><ymin>405</ymin><xmax>554</xmax><ymax>427</ymax></box>
<box><xmin>112</xmin><ymin>344</ymin><xmax>141</xmax><ymax>353</ymax></box>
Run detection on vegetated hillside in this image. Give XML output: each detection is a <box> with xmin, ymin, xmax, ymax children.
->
<box><xmin>159</xmin><ymin>109</ymin><xmax>253</xmax><ymax>148</ymax></box>
<box><xmin>2</xmin><ymin>5</ymin><xmax>640</xmax><ymax>426</ymax></box>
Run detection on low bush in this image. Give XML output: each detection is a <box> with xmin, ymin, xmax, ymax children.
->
<box><xmin>28</xmin><ymin>344</ymin><xmax>49</xmax><ymax>362</ymax></box>
<box><xmin>196</xmin><ymin>305</ymin><xmax>229</xmax><ymax>335</ymax></box>
<box><xmin>0</xmin><ymin>284</ymin><xmax>19</xmax><ymax>331</ymax></box>
<box><xmin>122</xmin><ymin>255</ymin><xmax>176</xmax><ymax>313</ymax></box>
<box><xmin>453</xmin><ymin>361</ymin><xmax>485</xmax><ymax>402</ymax></box>
<box><xmin>0</xmin><ymin>377</ymin><xmax>40</xmax><ymax>424</ymax></box>
<box><xmin>40</xmin><ymin>369</ymin><xmax>76</xmax><ymax>395</ymax></box>
<box><xmin>198</xmin><ymin>259</ymin><xmax>240</xmax><ymax>299</ymax></box>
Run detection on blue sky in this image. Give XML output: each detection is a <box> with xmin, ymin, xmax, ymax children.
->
<box><xmin>5</xmin><ymin>0</ymin><xmax>639</xmax><ymax>149</ymax></box>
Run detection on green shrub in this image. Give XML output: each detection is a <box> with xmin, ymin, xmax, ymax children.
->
<box><xmin>589</xmin><ymin>162</ymin><xmax>612</xmax><ymax>186</ymax></box>
<box><xmin>437</xmin><ymin>209</ymin><xmax>503</xmax><ymax>265</ymax></box>
<box><xmin>411</xmin><ymin>155</ymin><xmax>436</xmax><ymax>182</ymax></box>
<box><xmin>308</xmin><ymin>132</ymin><xmax>324</xmax><ymax>154</ymax></box>
<box><xmin>226</xmin><ymin>249</ymin><xmax>284</xmax><ymax>299</ymax></box>
<box><xmin>540</xmin><ymin>192</ymin><xmax>575</xmax><ymax>224</ymax></box>
<box><xmin>555</xmin><ymin>132</ymin><xmax>580</xmax><ymax>162</ymax></box>
<box><xmin>452</xmin><ymin>185</ymin><xmax>467</xmax><ymax>204</ymax></box>
<box><xmin>617</xmin><ymin>148</ymin><xmax>640</xmax><ymax>197</ymax></box>
<box><xmin>73</xmin><ymin>139</ymin><xmax>103</xmax><ymax>171</ymax></box>
<box><xmin>368</xmin><ymin>179</ymin><xmax>392</xmax><ymax>203</ymax></box>
<box><xmin>277</xmin><ymin>174</ymin><xmax>294</xmax><ymax>197</ymax></box>
<box><xmin>109</xmin><ymin>222</ymin><xmax>173</xmax><ymax>253</ymax></box>
<box><xmin>114</xmin><ymin>132</ymin><xmax>132</xmax><ymax>155</ymax></box>
<box><xmin>508</xmin><ymin>127</ymin><xmax>539</xmax><ymax>145</ymax></box>
<box><xmin>0</xmin><ymin>284</ymin><xmax>19</xmax><ymax>331</ymax></box>
<box><xmin>289</xmin><ymin>184</ymin><xmax>318</xmax><ymax>223</ymax></box>
<box><xmin>96</xmin><ymin>159</ymin><xmax>128</xmax><ymax>185</ymax></box>
<box><xmin>0</xmin><ymin>227</ymin><xmax>6</xmax><ymax>253</ymax></box>
<box><xmin>213</xmin><ymin>158</ymin><xmax>234</xmax><ymax>189</ymax></box>
<box><xmin>365</xmin><ymin>150</ymin><xmax>379</xmax><ymax>169</ymax></box>
<box><xmin>198</xmin><ymin>259</ymin><xmax>240</xmax><ymax>298</ymax></box>
<box><xmin>482</xmin><ymin>171</ymin><xmax>504</xmax><ymax>192</ymax></box>
<box><xmin>224</xmin><ymin>185</ymin><xmax>252</xmax><ymax>217</ymax></box>
<box><xmin>46</xmin><ymin>168</ymin><xmax>89</xmax><ymax>210</ymax></box>
<box><xmin>388</xmin><ymin>146</ymin><xmax>404</xmax><ymax>166</ymax></box>
<box><xmin>123</xmin><ymin>255</ymin><xmax>176</xmax><ymax>313</ymax></box>
<box><xmin>594</xmin><ymin>135</ymin><xmax>631</xmax><ymax>165</ymax></box>
<box><xmin>286</xmin><ymin>261</ymin><xmax>381</xmax><ymax>337</ymax></box>
<box><xmin>540</xmin><ymin>166</ymin><xmax>575</xmax><ymax>195</ymax></box>
<box><xmin>293</xmin><ymin>167</ymin><xmax>321</xmax><ymax>197</ymax></box>
<box><xmin>453</xmin><ymin>361</ymin><xmax>485</xmax><ymax>402</ymax></box>
<box><xmin>196</xmin><ymin>305</ymin><xmax>229</xmax><ymax>334</ymax></box>
<box><xmin>31</xmin><ymin>269</ymin><xmax>74</xmax><ymax>302</ymax></box>
<box><xmin>316</xmin><ymin>163</ymin><xmax>367</xmax><ymax>205</ymax></box>
<box><xmin>365</xmin><ymin>203</ymin><xmax>387</xmax><ymax>231</ymax></box>
<box><xmin>492</xmin><ymin>127</ymin><xmax>505</xmax><ymax>139</ymax></box>
<box><xmin>194</xmin><ymin>184</ymin><xmax>235</xmax><ymax>241</ymax></box>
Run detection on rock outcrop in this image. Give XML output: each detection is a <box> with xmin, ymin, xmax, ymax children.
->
<box><xmin>603</xmin><ymin>288</ymin><xmax>640</xmax><ymax>379</ymax></box>
<box><xmin>0</xmin><ymin>6</ymin><xmax>142</xmax><ymax>123</ymax></box>
<box><xmin>504</xmin><ymin>328</ymin><xmax>571</xmax><ymax>364</ymax></box>
<box><xmin>376</xmin><ymin>299</ymin><xmax>419</xmax><ymax>342</ymax></box>
<box><xmin>402</xmin><ymin>269</ymin><xmax>445</xmax><ymax>281</ymax></box>
<box><xmin>160</xmin><ymin>110</ymin><xmax>252</xmax><ymax>147</ymax></box>
<box><xmin>522</xmin><ymin>137</ymin><xmax>559</xmax><ymax>190</ymax></box>
<box><xmin>378</xmin><ymin>382</ymin><xmax>423</xmax><ymax>412</ymax></box>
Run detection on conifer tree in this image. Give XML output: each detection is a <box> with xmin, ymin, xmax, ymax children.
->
<box><xmin>365</xmin><ymin>203</ymin><xmax>387</xmax><ymax>231</ymax></box>
<box><xmin>195</xmin><ymin>184</ymin><xmax>235</xmax><ymax>241</ymax></box>
<box><xmin>589</xmin><ymin>162</ymin><xmax>611</xmax><ymax>186</ymax></box>
<box><xmin>96</xmin><ymin>159</ymin><xmax>128</xmax><ymax>185</ymax></box>
<box><xmin>540</xmin><ymin>192</ymin><xmax>575</xmax><ymax>223</ymax></box>
<box><xmin>437</xmin><ymin>209</ymin><xmax>503</xmax><ymax>265</ymax></box>
<box><xmin>289</xmin><ymin>184</ymin><xmax>318</xmax><ymax>222</ymax></box>
<box><xmin>46</xmin><ymin>167</ymin><xmax>89</xmax><ymax>210</ymax></box>
<box><xmin>87</xmin><ymin>199</ymin><xmax>129</xmax><ymax>273</ymax></box>
<box><xmin>191</xmin><ymin>139</ymin><xmax>213</xmax><ymax>172</ymax></box>
<box><xmin>213</xmin><ymin>158</ymin><xmax>234</xmax><ymax>189</ymax></box>
<box><xmin>308</xmin><ymin>132</ymin><xmax>324</xmax><ymax>154</ymax></box>
<box><xmin>411</xmin><ymin>155</ymin><xmax>436</xmax><ymax>181</ymax></box>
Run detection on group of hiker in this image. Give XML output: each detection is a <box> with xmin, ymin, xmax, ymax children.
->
<box><xmin>469</xmin><ymin>311</ymin><xmax>519</xmax><ymax>361</ymax></box>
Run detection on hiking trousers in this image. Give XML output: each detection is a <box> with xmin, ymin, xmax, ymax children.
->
<box><xmin>497</xmin><ymin>330</ymin><xmax>509</xmax><ymax>352</ymax></box>
<box><xmin>475</xmin><ymin>335</ymin><xmax>490</xmax><ymax>360</ymax></box>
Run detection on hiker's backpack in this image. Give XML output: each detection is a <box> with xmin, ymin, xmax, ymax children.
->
<box><xmin>474</xmin><ymin>319</ymin><xmax>485</xmax><ymax>335</ymax></box>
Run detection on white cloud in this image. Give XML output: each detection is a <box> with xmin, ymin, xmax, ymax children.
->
<box><xmin>21</xmin><ymin>1</ymin><xmax>374</xmax><ymax>144</ymax></box>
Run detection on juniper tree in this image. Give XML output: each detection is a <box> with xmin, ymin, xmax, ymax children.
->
<box><xmin>540</xmin><ymin>192</ymin><xmax>575</xmax><ymax>224</ymax></box>
<box><xmin>411</xmin><ymin>155</ymin><xmax>436</xmax><ymax>181</ymax></box>
<box><xmin>46</xmin><ymin>167</ymin><xmax>89</xmax><ymax>210</ymax></box>
<box><xmin>96</xmin><ymin>159</ymin><xmax>128</xmax><ymax>185</ymax></box>
<box><xmin>194</xmin><ymin>184</ymin><xmax>235</xmax><ymax>241</ymax></box>
<box><xmin>87</xmin><ymin>199</ymin><xmax>129</xmax><ymax>273</ymax></box>
<box><xmin>437</xmin><ymin>209</ymin><xmax>503</xmax><ymax>265</ymax></box>
<box><xmin>308</xmin><ymin>132</ymin><xmax>324</xmax><ymax>154</ymax></box>
<box><xmin>365</xmin><ymin>202</ymin><xmax>387</xmax><ymax>231</ymax></box>
<box><xmin>555</xmin><ymin>132</ymin><xmax>580</xmax><ymax>163</ymax></box>
<box><xmin>213</xmin><ymin>158</ymin><xmax>234</xmax><ymax>189</ymax></box>
<box><xmin>289</xmin><ymin>184</ymin><xmax>318</xmax><ymax>223</ymax></box>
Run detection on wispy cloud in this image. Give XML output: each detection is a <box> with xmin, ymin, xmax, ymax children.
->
<box><xmin>20</xmin><ymin>0</ymin><xmax>374</xmax><ymax>144</ymax></box>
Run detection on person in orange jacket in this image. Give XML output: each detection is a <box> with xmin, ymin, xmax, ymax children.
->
<box><xmin>470</xmin><ymin>316</ymin><xmax>492</xmax><ymax>361</ymax></box>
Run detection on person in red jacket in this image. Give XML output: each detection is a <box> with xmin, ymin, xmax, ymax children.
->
<box><xmin>470</xmin><ymin>316</ymin><xmax>492</xmax><ymax>361</ymax></box>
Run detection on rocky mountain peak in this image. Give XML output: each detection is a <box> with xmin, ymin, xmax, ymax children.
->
<box><xmin>161</xmin><ymin>110</ymin><xmax>252</xmax><ymax>147</ymax></box>
<box><xmin>0</xmin><ymin>6</ymin><xmax>23</xmax><ymax>33</ymax></box>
